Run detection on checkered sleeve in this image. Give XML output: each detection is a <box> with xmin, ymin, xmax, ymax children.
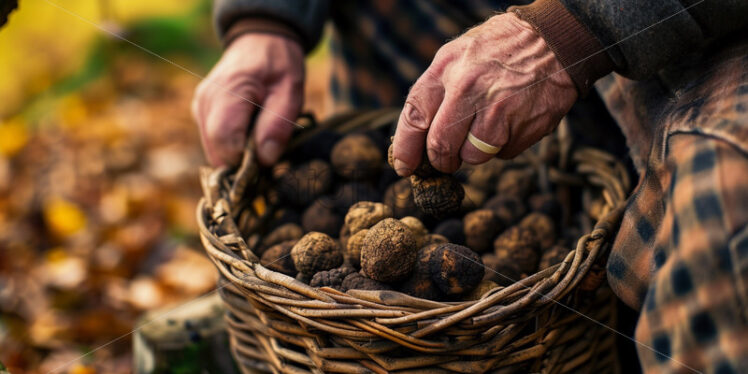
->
<box><xmin>635</xmin><ymin>133</ymin><xmax>748</xmax><ymax>373</ymax></box>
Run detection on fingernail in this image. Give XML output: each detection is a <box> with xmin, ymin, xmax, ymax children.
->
<box><xmin>393</xmin><ymin>158</ymin><xmax>409</xmax><ymax>176</ymax></box>
<box><xmin>260</xmin><ymin>140</ymin><xmax>282</xmax><ymax>164</ymax></box>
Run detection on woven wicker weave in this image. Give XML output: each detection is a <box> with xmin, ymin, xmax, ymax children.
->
<box><xmin>197</xmin><ymin>109</ymin><xmax>630</xmax><ymax>373</ymax></box>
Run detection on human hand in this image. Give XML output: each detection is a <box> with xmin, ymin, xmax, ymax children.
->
<box><xmin>391</xmin><ymin>12</ymin><xmax>577</xmax><ymax>176</ymax></box>
<box><xmin>192</xmin><ymin>33</ymin><xmax>304</xmax><ymax>166</ymax></box>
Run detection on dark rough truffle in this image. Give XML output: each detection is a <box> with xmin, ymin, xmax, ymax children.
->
<box><xmin>260</xmin><ymin>223</ymin><xmax>303</xmax><ymax>254</ymax></box>
<box><xmin>302</xmin><ymin>197</ymin><xmax>342</xmax><ymax>237</ymax></box>
<box><xmin>333</xmin><ymin>182</ymin><xmax>381</xmax><ymax>214</ymax></box>
<box><xmin>277</xmin><ymin>159</ymin><xmax>333</xmax><ymax>206</ymax></box>
<box><xmin>539</xmin><ymin>245</ymin><xmax>571</xmax><ymax>270</ymax></box>
<box><xmin>331</xmin><ymin>134</ymin><xmax>383</xmax><ymax>180</ymax></box>
<box><xmin>260</xmin><ymin>240</ymin><xmax>297</xmax><ymax>276</ymax></box>
<box><xmin>484</xmin><ymin>195</ymin><xmax>527</xmax><ymax>226</ymax></box>
<box><xmin>291</xmin><ymin>232</ymin><xmax>343</xmax><ymax>276</ymax></box>
<box><xmin>342</xmin><ymin>271</ymin><xmax>392</xmax><ymax>291</ymax></box>
<box><xmin>383</xmin><ymin>178</ymin><xmax>420</xmax><ymax>218</ymax></box>
<box><xmin>429</xmin><ymin>244</ymin><xmax>484</xmax><ymax>296</ymax></box>
<box><xmin>345</xmin><ymin>228</ymin><xmax>368</xmax><ymax>269</ymax></box>
<box><xmin>518</xmin><ymin>212</ymin><xmax>556</xmax><ymax>250</ymax></box>
<box><xmin>361</xmin><ymin>218</ymin><xmax>418</xmax><ymax>283</ymax></box>
<box><xmin>433</xmin><ymin>219</ymin><xmax>466</xmax><ymax>245</ymax></box>
<box><xmin>463</xmin><ymin>209</ymin><xmax>504</xmax><ymax>253</ymax></box>
<box><xmin>528</xmin><ymin>193</ymin><xmax>562</xmax><ymax>221</ymax></box>
<box><xmin>310</xmin><ymin>266</ymin><xmax>356</xmax><ymax>290</ymax></box>
<box><xmin>398</xmin><ymin>244</ymin><xmax>446</xmax><ymax>300</ymax></box>
<box><xmin>493</xmin><ymin>227</ymin><xmax>539</xmax><ymax>275</ymax></box>
<box><xmin>411</xmin><ymin>174</ymin><xmax>464</xmax><ymax>218</ymax></box>
<box><xmin>481</xmin><ymin>253</ymin><xmax>523</xmax><ymax>287</ymax></box>
<box><xmin>344</xmin><ymin>201</ymin><xmax>393</xmax><ymax>234</ymax></box>
<box><xmin>495</xmin><ymin>168</ymin><xmax>536</xmax><ymax>199</ymax></box>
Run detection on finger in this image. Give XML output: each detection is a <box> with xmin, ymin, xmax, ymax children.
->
<box><xmin>459</xmin><ymin>104</ymin><xmax>509</xmax><ymax>165</ymax></box>
<box><xmin>253</xmin><ymin>79</ymin><xmax>303</xmax><ymax>166</ymax></box>
<box><xmin>426</xmin><ymin>91</ymin><xmax>474</xmax><ymax>173</ymax></box>
<box><xmin>392</xmin><ymin>74</ymin><xmax>443</xmax><ymax>176</ymax></box>
<box><xmin>203</xmin><ymin>88</ymin><xmax>257</xmax><ymax>166</ymax></box>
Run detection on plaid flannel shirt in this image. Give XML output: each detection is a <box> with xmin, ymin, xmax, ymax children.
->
<box><xmin>598</xmin><ymin>38</ymin><xmax>748</xmax><ymax>373</ymax></box>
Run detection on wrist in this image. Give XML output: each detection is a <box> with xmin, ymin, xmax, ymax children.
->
<box><xmin>510</xmin><ymin>0</ymin><xmax>614</xmax><ymax>96</ymax></box>
<box><xmin>223</xmin><ymin>17</ymin><xmax>304</xmax><ymax>50</ymax></box>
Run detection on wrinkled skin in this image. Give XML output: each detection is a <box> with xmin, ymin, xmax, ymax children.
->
<box><xmin>192</xmin><ymin>33</ymin><xmax>304</xmax><ymax>166</ymax></box>
<box><xmin>391</xmin><ymin>12</ymin><xmax>577</xmax><ymax>176</ymax></box>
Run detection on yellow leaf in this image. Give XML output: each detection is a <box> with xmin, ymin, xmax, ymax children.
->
<box><xmin>0</xmin><ymin>117</ymin><xmax>29</xmax><ymax>157</ymax></box>
<box><xmin>44</xmin><ymin>198</ymin><xmax>87</xmax><ymax>238</ymax></box>
<box><xmin>69</xmin><ymin>364</ymin><xmax>96</xmax><ymax>374</ymax></box>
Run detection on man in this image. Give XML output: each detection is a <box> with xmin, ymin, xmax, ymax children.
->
<box><xmin>192</xmin><ymin>0</ymin><xmax>748</xmax><ymax>372</ymax></box>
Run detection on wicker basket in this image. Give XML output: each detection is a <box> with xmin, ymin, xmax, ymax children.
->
<box><xmin>197</xmin><ymin>109</ymin><xmax>631</xmax><ymax>373</ymax></box>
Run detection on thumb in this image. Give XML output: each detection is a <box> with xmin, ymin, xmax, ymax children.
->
<box><xmin>253</xmin><ymin>81</ymin><xmax>303</xmax><ymax>166</ymax></box>
<box><xmin>203</xmin><ymin>91</ymin><xmax>257</xmax><ymax>166</ymax></box>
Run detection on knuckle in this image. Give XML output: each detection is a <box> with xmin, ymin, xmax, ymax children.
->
<box><xmin>427</xmin><ymin>135</ymin><xmax>455</xmax><ymax>156</ymax></box>
<box><xmin>401</xmin><ymin>101</ymin><xmax>430</xmax><ymax>131</ymax></box>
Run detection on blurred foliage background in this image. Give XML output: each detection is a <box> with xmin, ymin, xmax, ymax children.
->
<box><xmin>0</xmin><ymin>1</ymin><xmax>330</xmax><ymax>373</ymax></box>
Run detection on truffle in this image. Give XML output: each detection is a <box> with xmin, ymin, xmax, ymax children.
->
<box><xmin>400</xmin><ymin>216</ymin><xmax>428</xmax><ymax>238</ymax></box>
<box><xmin>383</xmin><ymin>178</ymin><xmax>420</xmax><ymax>218</ymax></box>
<box><xmin>411</xmin><ymin>174</ymin><xmax>464</xmax><ymax>218</ymax></box>
<box><xmin>302</xmin><ymin>197</ymin><xmax>342</xmax><ymax>237</ymax></box>
<box><xmin>295</xmin><ymin>272</ymin><xmax>312</xmax><ymax>284</ymax></box>
<box><xmin>484</xmin><ymin>195</ymin><xmax>526</xmax><ymax>226</ymax></box>
<box><xmin>333</xmin><ymin>182</ymin><xmax>381</xmax><ymax>213</ymax></box>
<box><xmin>260</xmin><ymin>240</ymin><xmax>297</xmax><ymax>276</ymax></box>
<box><xmin>260</xmin><ymin>223</ymin><xmax>303</xmax><ymax>254</ymax></box>
<box><xmin>277</xmin><ymin>159</ymin><xmax>333</xmax><ymax>206</ymax></box>
<box><xmin>429</xmin><ymin>243</ymin><xmax>484</xmax><ymax>296</ymax></box>
<box><xmin>461</xmin><ymin>184</ymin><xmax>487</xmax><ymax>212</ymax></box>
<box><xmin>339</xmin><ymin>224</ymin><xmax>351</xmax><ymax>250</ymax></box>
<box><xmin>465</xmin><ymin>158</ymin><xmax>506</xmax><ymax>192</ymax></box>
<box><xmin>539</xmin><ymin>245</ymin><xmax>570</xmax><ymax>270</ymax></box>
<box><xmin>518</xmin><ymin>212</ymin><xmax>556</xmax><ymax>250</ymax></box>
<box><xmin>345</xmin><ymin>228</ymin><xmax>368</xmax><ymax>269</ymax></box>
<box><xmin>481</xmin><ymin>253</ymin><xmax>523</xmax><ymax>287</ymax></box>
<box><xmin>344</xmin><ymin>201</ymin><xmax>393</xmax><ymax>234</ymax></box>
<box><xmin>310</xmin><ymin>266</ymin><xmax>356</xmax><ymax>290</ymax></box>
<box><xmin>495</xmin><ymin>168</ymin><xmax>536</xmax><ymax>199</ymax></box>
<box><xmin>360</xmin><ymin>218</ymin><xmax>418</xmax><ymax>283</ymax></box>
<box><xmin>463</xmin><ymin>209</ymin><xmax>503</xmax><ymax>253</ymax></box>
<box><xmin>420</xmin><ymin>233</ymin><xmax>449</xmax><ymax>246</ymax></box>
<box><xmin>291</xmin><ymin>232</ymin><xmax>343</xmax><ymax>276</ymax></box>
<box><xmin>528</xmin><ymin>193</ymin><xmax>562</xmax><ymax>221</ymax></box>
<box><xmin>291</xmin><ymin>129</ymin><xmax>341</xmax><ymax>162</ymax></box>
<box><xmin>493</xmin><ymin>227</ymin><xmax>539</xmax><ymax>275</ymax></box>
<box><xmin>342</xmin><ymin>271</ymin><xmax>392</xmax><ymax>291</ymax></box>
<box><xmin>331</xmin><ymin>134</ymin><xmax>383</xmax><ymax>180</ymax></box>
<box><xmin>463</xmin><ymin>280</ymin><xmax>500</xmax><ymax>300</ymax></box>
<box><xmin>398</xmin><ymin>244</ymin><xmax>446</xmax><ymax>300</ymax></box>
<box><xmin>433</xmin><ymin>218</ymin><xmax>466</xmax><ymax>245</ymax></box>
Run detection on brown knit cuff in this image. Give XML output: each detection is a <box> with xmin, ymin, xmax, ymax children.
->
<box><xmin>510</xmin><ymin>0</ymin><xmax>614</xmax><ymax>96</ymax></box>
<box><xmin>223</xmin><ymin>18</ymin><xmax>304</xmax><ymax>49</ymax></box>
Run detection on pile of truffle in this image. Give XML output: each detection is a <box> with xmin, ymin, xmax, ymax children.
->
<box><xmin>255</xmin><ymin>128</ymin><xmax>573</xmax><ymax>301</ymax></box>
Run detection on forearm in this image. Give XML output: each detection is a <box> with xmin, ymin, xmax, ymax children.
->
<box><xmin>213</xmin><ymin>0</ymin><xmax>329</xmax><ymax>52</ymax></box>
<box><xmin>512</xmin><ymin>0</ymin><xmax>748</xmax><ymax>87</ymax></box>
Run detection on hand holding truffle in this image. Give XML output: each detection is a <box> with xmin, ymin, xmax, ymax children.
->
<box><xmin>390</xmin><ymin>12</ymin><xmax>576</xmax><ymax>174</ymax></box>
